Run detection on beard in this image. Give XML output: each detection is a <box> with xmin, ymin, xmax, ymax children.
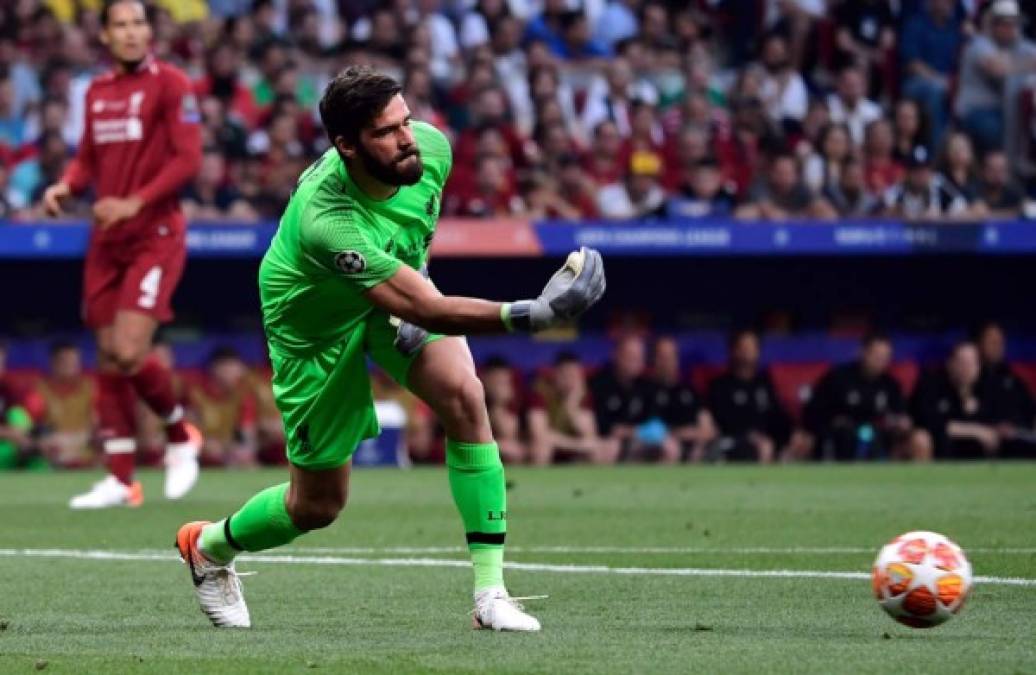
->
<box><xmin>355</xmin><ymin>142</ymin><xmax>424</xmax><ymax>187</ymax></box>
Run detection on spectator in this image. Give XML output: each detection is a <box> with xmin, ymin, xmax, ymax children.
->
<box><xmin>182</xmin><ymin>150</ymin><xmax>258</xmax><ymax>222</ymax></box>
<box><xmin>460</xmin><ymin>0</ymin><xmax>511</xmax><ymax>51</ymax></box>
<box><xmin>596</xmin><ymin>149</ymin><xmax>667</xmax><ymax>219</ymax></box>
<box><xmin>938</xmin><ymin>131</ymin><xmax>981</xmax><ymax>204</ymax></box>
<box><xmin>757</xmin><ymin>32</ymin><xmax>809</xmax><ymax>127</ymax></box>
<box><xmin>451</xmin><ymin>154</ymin><xmax>526</xmax><ymax>217</ymax></box>
<box><xmin>708</xmin><ymin>329</ymin><xmax>794</xmax><ymax>463</ymax></box>
<box><xmin>802</xmin><ymin>333</ymin><xmax>919</xmax><ymax>461</ymax></box>
<box><xmin>0</xmin><ymin>76</ymin><xmax>28</xmax><ymax>150</ymax></box>
<box><xmin>803</xmin><ymin>122</ymin><xmax>853</xmax><ymax>193</ymax></box>
<box><xmin>581</xmin><ymin>57</ymin><xmax>650</xmax><ymax>139</ymax></box>
<box><xmin>648</xmin><ymin>337</ymin><xmax>716</xmax><ymax>463</ymax></box>
<box><xmin>882</xmin><ymin>145</ymin><xmax>975</xmax><ymax>220</ymax></box>
<box><xmin>826</xmin><ymin>65</ymin><xmax>882</xmax><ymax>145</ymax></box>
<box><xmin>480</xmin><ymin>356</ymin><xmax>526</xmax><ymax>464</ymax></box>
<box><xmin>975</xmin><ymin>323</ymin><xmax>1036</xmax><ymax>450</ymax></box>
<box><xmin>667</xmin><ymin>157</ymin><xmax>737</xmax><ymax>218</ymax></box>
<box><xmin>583</xmin><ymin>120</ymin><xmax>625</xmax><ymax>187</ymax></box>
<box><xmin>594</xmin><ymin>0</ymin><xmax>640</xmax><ymax>50</ymax></box>
<box><xmin>187</xmin><ymin>347</ymin><xmax>257</xmax><ymax>467</ymax></box>
<box><xmin>736</xmin><ymin>152</ymin><xmax>836</xmax><ymax>221</ymax></box>
<box><xmin>832</xmin><ymin>0</ymin><xmax>896</xmax><ymax>97</ymax></box>
<box><xmin>36</xmin><ymin>341</ymin><xmax>95</xmax><ymax>468</ymax></box>
<box><xmin>892</xmin><ymin>98</ymin><xmax>931</xmax><ymax>164</ymax></box>
<box><xmin>591</xmin><ymin>335</ymin><xmax>679</xmax><ymax>463</ymax></box>
<box><xmin>824</xmin><ymin>156</ymin><xmax>880</xmax><ymax>217</ymax></box>
<box><xmin>0</xmin><ymin>343</ymin><xmax>37</xmax><ymax>470</ymax></box>
<box><xmin>977</xmin><ymin>150</ymin><xmax>1025</xmax><ymax>218</ymax></box>
<box><xmin>715</xmin><ymin>96</ymin><xmax>781</xmax><ymax>198</ymax></box>
<box><xmin>194</xmin><ymin>43</ymin><xmax>262</xmax><ymax>130</ymax></box>
<box><xmin>416</xmin><ymin>0</ymin><xmax>462</xmax><ymax>82</ymax></box>
<box><xmin>900</xmin><ymin>0</ymin><xmax>965</xmax><ymax>146</ymax></box>
<box><xmin>954</xmin><ymin>0</ymin><xmax>1036</xmax><ymax>152</ymax></box>
<box><xmin>862</xmin><ymin>118</ymin><xmax>904</xmax><ymax>195</ymax></box>
<box><xmin>911</xmin><ymin>341</ymin><xmax>1001</xmax><ymax>459</ymax></box>
<box><xmin>526</xmin><ymin>351</ymin><xmax>606</xmax><ymax>465</ymax></box>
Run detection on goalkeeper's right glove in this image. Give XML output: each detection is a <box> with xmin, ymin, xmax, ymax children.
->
<box><xmin>501</xmin><ymin>247</ymin><xmax>607</xmax><ymax>332</ymax></box>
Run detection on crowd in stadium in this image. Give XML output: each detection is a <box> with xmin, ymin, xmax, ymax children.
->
<box><xmin>0</xmin><ymin>0</ymin><xmax>1034</xmax><ymax>222</ymax></box>
<box><xmin>2</xmin><ymin>321</ymin><xmax>1035</xmax><ymax>470</ymax></box>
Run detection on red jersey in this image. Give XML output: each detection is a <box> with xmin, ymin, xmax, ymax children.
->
<box><xmin>62</xmin><ymin>58</ymin><xmax>202</xmax><ymax>243</ymax></box>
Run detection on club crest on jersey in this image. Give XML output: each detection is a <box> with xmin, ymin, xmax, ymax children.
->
<box><xmin>425</xmin><ymin>193</ymin><xmax>438</xmax><ymax>216</ymax></box>
<box><xmin>335</xmin><ymin>250</ymin><xmax>366</xmax><ymax>274</ymax></box>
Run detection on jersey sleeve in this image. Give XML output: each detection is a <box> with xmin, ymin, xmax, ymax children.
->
<box><xmin>299</xmin><ymin>206</ymin><xmax>402</xmax><ymax>291</ymax></box>
<box><xmin>414</xmin><ymin>121</ymin><xmax>453</xmax><ymax>190</ymax></box>
<box><xmin>134</xmin><ymin>67</ymin><xmax>203</xmax><ymax>206</ymax></box>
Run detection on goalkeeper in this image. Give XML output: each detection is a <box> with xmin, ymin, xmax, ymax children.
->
<box><xmin>175</xmin><ymin>66</ymin><xmax>606</xmax><ymax>632</ymax></box>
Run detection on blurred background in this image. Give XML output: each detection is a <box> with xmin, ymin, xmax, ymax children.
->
<box><xmin>1</xmin><ymin>0</ymin><xmax>1036</xmax><ymax>471</ymax></box>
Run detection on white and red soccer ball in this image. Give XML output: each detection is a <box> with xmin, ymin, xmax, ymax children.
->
<box><xmin>872</xmin><ymin>531</ymin><xmax>973</xmax><ymax>628</ymax></box>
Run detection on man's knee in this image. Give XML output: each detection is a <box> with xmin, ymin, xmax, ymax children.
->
<box><xmin>108</xmin><ymin>333</ymin><xmax>149</xmax><ymax>373</ymax></box>
<box><xmin>439</xmin><ymin>375</ymin><xmax>487</xmax><ymax>429</ymax></box>
<box><xmin>287</xmin><ymin>491</ymin><xmax>347</xmax><ymax>532</ymax></box>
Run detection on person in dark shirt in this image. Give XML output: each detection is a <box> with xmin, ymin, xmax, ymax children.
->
<box><xmin>832</xmin><ymin>0</ymin><xmax>896</xmax><ymax>96</ymax></box>
<box><xmin>911</xmin><ymin>341</ymin><xmax>1001</xmax><ymax>459</ymax></box>
<box><xmin>803</xmin><ymin>333</ymin><xmax>917</xmax><ymax>461</ymax></box>
<box><xmin>976</xmin><ymin>151</ymin><xmax>1024</xmax><ymax>219</ymax></box>
<box><xmin>647</xmin><ymin>337</ymin><xmax>716</xmax><ymax>463</ymax></box>
<box><xmin>707</xmin><ymin>329</ymin><xmax>793</xmax><ymax>463</ymax></box>
<box><xmin>975</xmin><ymin>322</ymin><xmax>1036</xmax><ymax>457</ymax></box>
<box><xmin>590</xmin><ymin>334</ymin><xmax>679</xmax><ymax>463</ymax></box>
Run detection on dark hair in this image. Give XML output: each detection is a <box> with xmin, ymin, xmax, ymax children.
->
<box><xmin>861</xmin><ymin>332</ymin><xmax>890</xmax><ymax>348</ymax></box>
<box><xmin>207</xmin><ymin>345</ymin><xmax>242</xmax><ymax>366</ymax></box>
<box><xmin>101</xmin><ymin>0</ymin><xmax>147</xmax><ymax>26</ymax></box>
<box><xmin>483</xmin><ymin>355</ymin><xmax>511</xmax><ymax>370</ymax></box>
<box><xmin>49</xmin><ymin>340</ymin><xmax>77</xmax><ymax>357</ymax></box>
<box><xmin>971</xmin><ymin>320</ymin><xmax>1003</xmax><ymax>342</ymax></box>
<box><xmin>554</xmin><ymin>351</ymin><xmax>581</xmax><ymax>366</ymax></box>
<box><xmin>319</xmin><ymin>66</ymin><xmax>402</xmax><ymax>147</ymax></box>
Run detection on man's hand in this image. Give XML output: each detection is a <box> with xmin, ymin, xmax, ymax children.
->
<box><xmin>43</xmin><ymin>182</ymin><xmax>72</xmax><ymax>217</ymax></box>
<box><xmin>504</xmin><ymin>247</ymin><xmax>606</xmax><ymax>332</ymax></box>
<box><xmin>93</xmin><ymin>196</ymin><xmax>144</xmax><ymax>229</ymax></box>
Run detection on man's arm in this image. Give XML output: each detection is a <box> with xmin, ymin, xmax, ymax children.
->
<box><xmin>131</xmin><ymin>72</ymin><xmax>203</xmax><ymax>209</ymax></box>
<box><xmin>366</xmin><ymin>247</ymin><xmax>606</xmax><ymax>335</ymax></box>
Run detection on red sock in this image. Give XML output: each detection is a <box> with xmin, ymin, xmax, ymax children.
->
<box><xmin>96</xmin><ymin>373</ymin><xmax>138</xmax><ymax>485</ymax></box>
<box><xmin>130</xmin><ymin>356</ymin><xmax>189</xmax><ymax>444</ymax></box>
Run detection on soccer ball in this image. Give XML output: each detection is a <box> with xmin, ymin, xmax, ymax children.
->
<box><xmin>871</xmin><ymin>531</ymin><xmax>973</xmax><ymax>628</ymax></box>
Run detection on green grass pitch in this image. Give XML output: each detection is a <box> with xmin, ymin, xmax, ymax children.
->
<box><xmin>1</xmin><ymin>464</ymin><xmax>1034</xmax><ymax>674</ymax></box>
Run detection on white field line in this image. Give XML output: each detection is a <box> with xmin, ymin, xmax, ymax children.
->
<box><xmin>0</xmin><ymin>548</ymin><xmax>1033</xmax><ymax>587</ymax></box>
<box><xmin>284</xmin><ymin>545</ymin><xmax>1036</xmax><ymax>556</ymax></box>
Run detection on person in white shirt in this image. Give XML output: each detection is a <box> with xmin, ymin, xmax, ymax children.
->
<box><xmin>757</xmin><ymin>32</ymin><xmax>809</xmax><ymax>126</ymax></box>
<box><xmin>827</xmin><ymin>65</ymin><xmax>882</xmax><ymax>145</ymax></box>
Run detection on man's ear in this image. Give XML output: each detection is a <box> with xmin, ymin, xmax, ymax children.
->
<box><xmin>334</xmin><ymin>136</ymin><xmax>355</xmax><ymax>160</ymax></box>
<box><xmin>99</xmin><ymin>28</ymin><xmax>110</xmax><ymax>47</ymax></box>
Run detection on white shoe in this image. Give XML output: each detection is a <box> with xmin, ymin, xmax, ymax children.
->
<box><xmin>69</xmin><ymin>475</ymin><xmax>143</xmax><ymax>509</ymax></box>
<box><xmin>176</xmin><ymin>521</ymin><xmax>251</xmax><ymax>628</ymax></box>
<box><xmin>164</xmin><ymin>423</ymin><xmax>201</xmax><ymax>500</ymax></box>
<box><xmin>472</xmin><ymin>586</ymin><xmax>543</xmax><ymax>632</ymax></box>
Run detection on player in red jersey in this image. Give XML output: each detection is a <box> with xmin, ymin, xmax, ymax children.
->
<box><xmin>43</xmin><ymin>0</ymin><xmax>203</xmax><ymax>509</ymax></box>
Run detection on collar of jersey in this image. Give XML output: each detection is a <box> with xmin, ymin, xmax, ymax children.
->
<box><xmin>337</xmin><ymin>155</ymin><xmax>403</xmax><ymax>208</ymax></box>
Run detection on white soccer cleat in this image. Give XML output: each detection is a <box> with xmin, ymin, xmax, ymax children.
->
<box><xmin>164</xmin><ymin>423</ymin><xmax>201</xmax><ymax>500</ymax></box>
<box><xmin>69</xmin><ymin>475</ymin><xmax>143</xmax><ymax>509</ymax></box>
<box><xmin>472</xmin><ymin>586</ymin><xmax>543</xmax><ymax>632</ymax></box>
<box><xmin>176</xmin><ymin>521</ymin><xmax>251</xmax><ymax>628</ymax></box>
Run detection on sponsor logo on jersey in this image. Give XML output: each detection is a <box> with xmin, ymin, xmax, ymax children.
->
<box><xmin>335</xmin><ymin>251</ymin><xmax>366</xmax><ymax>274</ymax></box>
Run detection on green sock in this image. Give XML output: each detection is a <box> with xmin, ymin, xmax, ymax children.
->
<box><xmin>446</xmin><ymin>439</ymin><xmax>506</xmax><ymax>592</ymax></box>
<box><xmin>199</xmin><ymin>483</ymin><xmax>303</xmax><ymax>563</ymax></box>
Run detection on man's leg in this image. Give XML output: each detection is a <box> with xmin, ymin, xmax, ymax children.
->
<box><xmin>177</xmin><ymin>332</ymin><xmax>374</xmax><ymax>628</ymax></box>
<box><xmin>401</xmin><ymin>338</ymin><xmax>539</xmax><ymax>631</ymax></box>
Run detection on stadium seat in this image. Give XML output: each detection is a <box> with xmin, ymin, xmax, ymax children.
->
<box><xmin>769</xmin><ymin>362</ymin><xmax>830</xmax><ymax>422</ymax></box>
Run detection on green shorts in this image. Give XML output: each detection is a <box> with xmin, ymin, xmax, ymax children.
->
<box><xmin>269</xmin><ymin>311</ymin><xmax>443</xmax><ymax>470</ymax></box>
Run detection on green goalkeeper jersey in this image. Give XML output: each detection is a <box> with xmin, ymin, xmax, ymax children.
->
<box><xmin>258</xmin><ymin>121</ymin><xmax>452</xmax><ymax>357</ymax></box>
